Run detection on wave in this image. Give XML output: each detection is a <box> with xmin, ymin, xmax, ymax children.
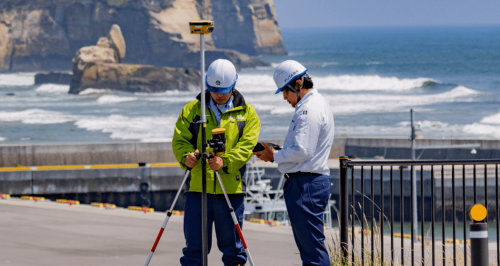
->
<box><xmin>398</xmin><ymin>120</ymin><xmax>449</xmax><ymax>129</ymax></box>
<box><xmin>97</xmin><ymin>95</ymin><xmax>138</xmax><ymax>104</ymax></box>
<box><xmin>235</xmin><ymin>74</ymin><xmax>440</xmax><ymax>94</ymax></box>
<box><xmin>35</xmin><ymin>84</ymin><xmax>70</xmax><ymax>94</ymax></box>
<box><xmin>463</xmin><ymin>123</ymin><xmax>500</xmax><ymax>138</ymax></box>
<box><xmin>336</xmin><ymin>125</ymin><xmax>409</xmax><ymax>137</ymax></box>
<box><xmin>328</xmin><ymin>86</ymin><xmax>478</xmax><ymax>115</ymax></box>
<box><xmin>337</xmin><ymin>121</ymin><xmax>465</xmax><ymax>138</ymax></box>
<box><xmin>80</xmin><ymin>88</ymin><xmax>113</xmax><ymax>95</ymax></box>
<box><xmin>314</xmin><ymin>75</ymin><xmax>438</xmax><ymax>91</ymax></box>
<box><xmin>462</xmin><ymin>112</ymin><xmax>500</xmax><ymax>138</ymax></box>
<box><xmin>74</xmin><ymin>114</ymin><xmax>178</xmax><ymax>142</ymax></box>
<box><xmin>134</xmin><ymin>90</ymin><xmax>194</xmax><ymax>96</ymax></box>
<box><xmin>0</xmin><ymin>109</ymin><xmax>76</xmax><ymax>124</ymax></box>
<box><xmin>478</xmin><ymin>113</ymin><xmax>500</xmax><ymax>124</ymax></box>
<box><xmin>246</xmin><ymin>85</ymin><xmax>479</xmax><ymax>115</ymax></box>
<box><xmin>321</xmin><ymin>62</ymin><xmax>340</xmax><ymax>67</ymax></box>
<box><xmin>0</xmin><ymin>73</ymin><xmax>36</xmax><ymax>86</ymax></box>
<box><xmin>0</xmin><ymin>108</ymin><xmax>178</xmax><ymax>142</ymax></box>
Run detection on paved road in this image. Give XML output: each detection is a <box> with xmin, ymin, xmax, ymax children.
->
<box><xmin>0</xmin><ymin>198</ymin><xmax>303</xmax><ymax>266</ymax></box>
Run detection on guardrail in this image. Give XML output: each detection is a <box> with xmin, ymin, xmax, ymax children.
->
<box><xmin>339</xmin><ymin>157</ymin><xmax>499</xmax><ymax>265</ymax></box>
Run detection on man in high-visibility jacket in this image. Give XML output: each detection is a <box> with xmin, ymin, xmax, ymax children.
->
<box><xmin>172</xmin><ymin>59</ymin><xmax>260</xmax><ymax>266</ymax></box>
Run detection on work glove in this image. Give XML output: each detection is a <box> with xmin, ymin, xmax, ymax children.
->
<box><xmin>208</xmin><ymin>151</ymin><xmax>224</xmax><ymax>171</ymax></box>
<box><xmin>185</xmin><ymin>149</ymin><xmax>199</xmax><ymax>169</ymax></box>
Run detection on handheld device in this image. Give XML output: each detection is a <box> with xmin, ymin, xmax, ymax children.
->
<box><xmin>253</xmin><ymin>142</ymin><xmax>281</xmax><ymax>152</ymax></box>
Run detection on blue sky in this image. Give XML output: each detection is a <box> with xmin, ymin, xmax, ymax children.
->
<box><xmin>273</xmin><ymin>0</ymin><xmax>500</xmax><ymax>29</ymax></box>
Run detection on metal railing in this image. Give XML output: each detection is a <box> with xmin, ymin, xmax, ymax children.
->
<box><xmin>339</xmin><ymin>157</ymin><xmax>500</xmax><ymax>265</ymax></box>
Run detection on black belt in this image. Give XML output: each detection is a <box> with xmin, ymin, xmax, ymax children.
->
<box><xmin>284</xmin><ymin>172</ymin><xmax>321</xmax><ymax>180</ymax></box>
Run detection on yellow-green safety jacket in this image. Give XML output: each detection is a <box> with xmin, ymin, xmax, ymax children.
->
<box><xmin>172</xmin><ymin>90</ymin><xmax>260</xmax><ymax>195</ymax></box>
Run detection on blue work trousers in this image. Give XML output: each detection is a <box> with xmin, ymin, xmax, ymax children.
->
<box><xmin>180</xmin><ymin>192</ymin><xmax>247</xmax><ymax>266</ymax></box>
<box><xmin>284</xmin><ymin>173</ymin><xmax>331</xmax><ymax>266</ymax></box>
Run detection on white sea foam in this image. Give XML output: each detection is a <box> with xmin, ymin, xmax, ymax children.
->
<box><xmin>314</xmin><ymin>75</ymin><xmax>437</xmax><ymax>91</ymax></box>
<box><xmin>246</xmin><ymin>85</ymin><xmax>479</xmax><ymax>115</ymax></box>
<box><xmin>462</xmin><ymin>112</ymin><xmax>500</xmax><ymax>138</ymax></box>
<box><xmin>398</xmin><ymin>120</ymin><xmax>449</xmax><ymax>129</ymax></box>
<box><xmin>463</xmin><ymin>123</ymin><xmax>500</xmax><ymax>138</ymax></box>
<box><xmin>337</xmin><ymin>122</ymin><xmax>465</xmax><ymax>138</ymax></box>
<box><xmin>97</xmin><ymin>95</ymin><xmax>138</xmax><ymax>104</ymax></box>
<box><xmin>0</xmin><ymin>109</ymin><xmax>76</xmax><ymax>124</ymax></box>
<box><xmin>0</xmin><ymin>136</ymin><xmax>5</xmax><ymax>141</ymax></box>
<box><xmin>144</xmin><ymin>95</ymin><xmax>197</xmax><ymax>103</ymax></box>
<box><xmin>479</xmin><ymin>113</ymin><xmax>500</xmax><ymax>124</ymax></box>
<box><xmin>80</xmin><ymin>88</ymin><xmax>112</xmax><ymax>95</ymax></box>
<box><xmin>74</xmin><ymin>114</ymin><xmax>177</xmax><ymax>142</ymax></box>
<box><xmin>327</xmin><ymin>86</ymin><xmax>479</xmax><ymax>115</ymax></box>
<box><xmin>134</xmin><ymin>90</ymin><xmax>192</xmax><ymax>96</ymax></box>
<box><xmin>236</xmin><ymin>74</ymin><xmax>439</xmax><ymax>94</ymax></box>
<box><xmin>0</xmin><ymin>108</ymin><xmax>177</xmax><ymax>141</ymax></box>
<box><xmin>35</xmin><ymin>84</ymin><xmax>70</xmax><ymax>94</ymax></box>
<box><xmin>0</xmin><ymin>73</ymin><xmax>36</xmax><ymax>86</ymax></box>
<box><xmin>321</xmin><ymin>62</ymin><xmax>340</xmax><ymax>67</ymax></box>
<box><xmin>235</xmin><ymin>74</ymin><xmax>277</xmax><ymax>93</ymax></box>
<box><xmin>336</xmin><ymin>125</ymin><xmax>409</xmax><ymax>137</ymax></box>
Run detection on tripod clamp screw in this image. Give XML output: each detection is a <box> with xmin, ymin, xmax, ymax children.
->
<box><xmin>202</xmin><ymin>153</ymin><xmax>214</xmax><ymax>159</ymax></box>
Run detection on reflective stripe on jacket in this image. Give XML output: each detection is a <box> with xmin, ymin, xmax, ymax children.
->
<box><xmin>172</xmin><ymin>89</ymin><xmax>260</xmax><ymax>194</ymax></box>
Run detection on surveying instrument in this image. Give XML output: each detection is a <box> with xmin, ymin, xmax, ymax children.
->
<box><xmin>142</xmin><ymin>20</ymin><xmax>213</xmax><ymax>266</ymax></box>
<box><xmin>143</xmin><ymin>20</ymin><xmax>254</xmax><ymax>266</ymax></box>
<box><xmin>143</xmin><ymin>128</ymin><xmax>255</xmax><ymax>266</ymax></box>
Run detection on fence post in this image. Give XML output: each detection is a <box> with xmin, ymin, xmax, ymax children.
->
<box><xmin>470</xmin><ymin>204</ymin><xmax>489</xmax><ymax>266</ymax></box>
<box><xmin>339</xmin><ymin>156</ymin><xmax>349</xmax><ymax>263</ymax></box>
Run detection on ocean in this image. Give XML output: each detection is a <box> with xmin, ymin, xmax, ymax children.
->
<box><xmin>0</xmin><ymin>25</ymin><xmax>499</xmax><ymax>144</ymax></box>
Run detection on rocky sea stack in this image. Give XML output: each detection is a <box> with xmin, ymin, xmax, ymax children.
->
<box><xmin>68</xmin><ymin>24</ymin><xmax>202</xmax><ymax>94</ymax></box>
<box><xmin>0</xmin><ymin>0</ymin><xmax>287</xmax><ymax>73</ymax></box>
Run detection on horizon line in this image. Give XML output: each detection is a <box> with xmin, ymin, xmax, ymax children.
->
<box><xmin>279</xmin><ymin>23</ymin><xmax>500</xmax><ymax>30</ymax></box>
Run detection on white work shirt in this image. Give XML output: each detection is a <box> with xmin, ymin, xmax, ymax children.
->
<box><xmin>273</xmin><ymin>89</ymin><xmax>335</xmax><ymax>176</ymax></box>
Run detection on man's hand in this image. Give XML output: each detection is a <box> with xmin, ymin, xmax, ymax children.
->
<box><xmin>185</xmin><ymin>149</ymin><xmax>199</xmax><ymax>168</ymax></box>
<box><xmin>208</xmin><ymin>151</ymin><xmax>224</xmax><ymax>171</ymax></box>
<box><xmin>253</xmin><ymin>143</ymin><xmax>275</xmax><ymax>162</ymax></box>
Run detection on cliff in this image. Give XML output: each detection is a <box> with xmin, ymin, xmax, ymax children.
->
<box><xmin>0</xmin><ymin>0</ymin><xmax>286</xmax><ymax>73</ymax></box>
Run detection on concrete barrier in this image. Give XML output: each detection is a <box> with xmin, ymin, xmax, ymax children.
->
<box><xmin>1</xmin><ymin>164</ymin><xmax>185</xmax><ymax>193</ymax></box>
<box><xmin>0</xmin><ymin>171</ymin><xmax>32</xmax><ymax>195</ymax></box>
<box><xmin>2</xmin><ymin>138</ymin><xmax>500</xmax><ymax>167</ymax></box>
<box><xmin>0</xmin><ymin>142</ymin><xmax>176</xmax><ymax>167</ymax></box>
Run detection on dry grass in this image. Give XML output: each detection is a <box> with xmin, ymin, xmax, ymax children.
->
<box><xmin>326</xmin><ymin>197</ymin><xmax>497</xmax><ymax>265</ymax></box>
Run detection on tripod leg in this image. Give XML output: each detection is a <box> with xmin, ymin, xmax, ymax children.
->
<box><xmin>144</xmin><ymin>169</ymin><xmax>191</xmax><ymax>266</ymax></box>
<box><xmin>214</xmin><ymin>171</ymin><xmax>256</xmax><ymax>266</ymax></box>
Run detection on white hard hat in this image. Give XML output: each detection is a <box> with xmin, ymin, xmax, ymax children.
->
<box><xmin>273</xmin><ymin>60</ymin><xmax>307</xmax><ymax>94</ymax></box>
<box><xmin>206</xmin><ymin>59</ymin><xmax>238</xmax><ymax>94</ymax></box>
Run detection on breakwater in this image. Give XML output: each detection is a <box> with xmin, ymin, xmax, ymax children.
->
<box><xmin>3</xmin><ymin>137</ymin><xmax>500</xmax><ymax>168</ymax></box>
<box><xmin>2</xmin><ymin>163</ymin><xmax>496</xmax><ymax>222</ymax></box>
<box><xmin>1</xmin><ymin>138</ymin><xmax>499</xmax><ymax>217</ymax></box>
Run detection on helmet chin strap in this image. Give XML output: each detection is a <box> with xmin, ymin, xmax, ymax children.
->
<box><xmin>287</xmin><ymin>75</ymin><xmax>305</xmax><ymax>104</ymax></box>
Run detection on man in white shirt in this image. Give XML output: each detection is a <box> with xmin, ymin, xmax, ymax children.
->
<box><xmin>254</xmin><ymin>60</ymin><xmax>334</xmax><ymax>266</ymax></box>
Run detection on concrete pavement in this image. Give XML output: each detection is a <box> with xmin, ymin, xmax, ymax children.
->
<box><xmin>0</xmin><ymin>198</ymin><xmax>304</xmax><ymax>266</ymax></box>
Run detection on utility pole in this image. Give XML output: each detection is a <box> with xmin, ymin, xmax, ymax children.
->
<box><xmin>410</xmin><ymin>109</ymin><xmax>418</xmax><ymax>243</ymax></box>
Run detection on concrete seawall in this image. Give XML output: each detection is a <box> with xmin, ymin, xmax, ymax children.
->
<box><xmin>0</xmin><ymin>142</ymin><xmax>176</xmax><ymax>167</ymax></box>
<box><xmin>1</xmin><ymin>164</ymin><xmax>496</xmax><ymax>221</ymax></box>
<box><xmin>1</xmin><ymin>138</ymin><xmax>499</xmax><ymax>218</ymax></box>
<box><xmin>2</xmin><ymin>137</ymin><xmax>500</xmax><ymax>167</ymax></box>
